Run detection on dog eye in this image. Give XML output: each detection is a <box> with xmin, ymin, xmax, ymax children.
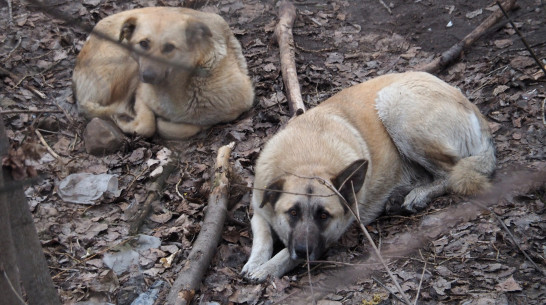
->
<box><xmin>319</xmin><ymin>212</ymin><xmax>330</xmax><ymax>220</ymax></box>
<box><xmin>139</xmin><ymin>40</ymin><xmax>150</xmax><ymax>50</ymax></box>
<box><xmin>288</xmin><ymin>208</ymin><xmax>298</xmax><ymax>218</ymax></box>
<box><xmin>163</xmin><ymin>43</ymin><xmax>175</xmax><ymax>53</ymax></box>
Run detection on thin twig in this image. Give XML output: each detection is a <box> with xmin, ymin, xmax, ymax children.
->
<box><xmin>473</xmin><ymin>202</ymin><xmax>546</xmax><ymax>276</ymax></box>
<box><xmin>35</xmin><ymin>129</ymin><xmax>60</xmax><ymax>159</ymax></box>
<box><xmin>0</xmin><ymin>109</ymin><xmax>63</xmax><ymax>115</ymax></box>
<box><xmin>378</xmin><ymin>0</ymin><xmax>392</xmax><ymax>14</ymax></box>
<box><xmin>542</xmin><ymin>98</ymin><xmax>546</xmax><ymax>125</ymax></box>
<box><xmin>308</xmin><ymin>260</ymin><xmax>383</xmax><ymax>267</ymax></box>
<box><xmin>2</xmin><ymin>269</ymin><xmax>27</xmax><ymax>305</ymax></box>
<box><xmin>175</xmin><ymin>177</ymin><xmax>186</xmax><ymax>200</ymax></box>
<box><xmin>292</xmin><ymin>174</ymin><xmax>411</xmax><ymax>305</ymax></box>
<box><xmin>371</xmin><ymin>276</ymin><xmax>405</xmax><ymax>304</ymax></box>
<box><xmin>414</xmin><ymin>250</ymin><xmax>427</xmax><ymax>305</ymax></box>
<box><xmin>305</xmin><ymin>223</ymin><xmax>317</xmax><ymax>305</ymax></box>
<box><xmin>7</xmin><ymin>0</ymin><xmax>13</xmax><ymax>26</ymax></box>
<box><xmin>496</xmin><ymin>1</ymin><xmax>546</xmax><ymax>77</ymax></box>
<box><xmin>25</xmin><ymin>0</ymin><xmax>209</xmax><ymax>75</ymax></box>
<box><xmin>0</xmin><ymin>67</ymin><xmax>47</xmax><ymax>100</ymax></box>
<box><xmin>232</xmin><ymin>183</ymin><xmax>337</xmax><ymax>198</ymax></box>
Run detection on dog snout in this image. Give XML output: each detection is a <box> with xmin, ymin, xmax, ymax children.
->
<box><xmin>141</xmin><ymin>69</ymin><xmax>160</xmax><ymax>84</ymax></box>
<box><xmin>294</xmin><ymin>242</ymin><xmax>314</xmax><ymax>260</ymax></box>
<box><xmin>290</xmin><ymin>222</ymin><xmax>322</xmax><ymax>260</ymax></box>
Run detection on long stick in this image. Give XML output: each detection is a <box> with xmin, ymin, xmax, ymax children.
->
<box><xmin>275</xmin><ymin>1</ymin><xmax>306</xmax><ymax>116</ymax></box>
<box><xmin>496</xmin><ymin>1</ymin><xmax>546</xmax><ymax>76</ymax></box>
<box><xmin>417</xmin><ymin>0</ymin><xmax>516</xmax><ymax>73</ymax></box>
<box><xmin>166</xmin><ymin>142</ymin><xmax>235</xmax><ymax>305</ymax></box>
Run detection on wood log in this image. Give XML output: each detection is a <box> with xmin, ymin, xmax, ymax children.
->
<box><xmin>417</xmin><ymin>0</ymin><xmax>516</xmax><ymax>73</ymax></box>
<box><xmin>275</xmin><ymin>1</ymin><xmax>306</xmax><ymax>116</ymax></box>
<box><xmin>166</xmin><ymin>142</ymin><xmax>235</xmax><ymax>305</ymax></box>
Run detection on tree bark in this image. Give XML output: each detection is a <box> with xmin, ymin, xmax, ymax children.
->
<box><xmin>166</xmin><ymin>142</ymin><xmax>235</xmax><ymax>305</ymax></box>
<box><xmin>0</xmin><ymin>116</ymin><xmax>61</xmax><ymax>305</ymax></box>
<box><xmin>417</xmin><ymin>0</ymin><xmax>516</xmax><ymax>73</ymax></box>
<box><xmin>275</xmin><ymin>0</ymin><xmax>306</xmax><ymax>117</ymax></box>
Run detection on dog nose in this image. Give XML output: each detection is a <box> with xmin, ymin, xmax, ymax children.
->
<box><xmin>141</xmin><ymin>70</ymin><xmax>158</xmax><ymax>83</ymax></box>
<box><xmin>294</xmin><ymin>244</ymin><xmax>313</xmax><ymax>260</ymax></box>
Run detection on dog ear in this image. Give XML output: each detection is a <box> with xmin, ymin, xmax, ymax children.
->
<box><xmin>332</xmin><ymin>159</ymin><xmax>368</xmax><ymax>206</ymax></box>
<box><xmin>185</xmin><ymin>19</ymin><xmax>213</xmax><ymax>49</ymax></box>
<box><xmin>119</xmin><ymin>17</ymin><xmax>137</xmax><ymax>42</ymax></box>
<box><xmin>260</xmin><ymin>179</ymin><xmax>285</xmax><ymax>208</ymax></box>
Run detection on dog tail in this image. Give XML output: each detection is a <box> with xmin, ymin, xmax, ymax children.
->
<box><xmin>448</xmin><ymin>139</ymin><xmax>496</xmax><ymax>195</ymax></box>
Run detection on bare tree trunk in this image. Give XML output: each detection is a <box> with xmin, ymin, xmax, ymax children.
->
<box><xmin>166</xmin><ymin>142</ymin><xmax>235</xmax><ymax>305</ymax></box>
<box><xmin>275</xmin><ymin>0</ymin><xmax>306</xmax><ymax>117</ymax></box>
<box><xmin>0</xmin><ymin>116</ymin><xmax>61</xmax><ymax>305</ymax></box>
<box><xmin>417</xmin><ymin>0</ymin><xmax>516</xmax><ymax>73</ymax></box>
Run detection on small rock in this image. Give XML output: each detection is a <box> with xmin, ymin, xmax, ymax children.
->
<box><xmin>37</xmin><ymin>116</ymin><xmax>60</xmax><ymax>132</ymax></box>
<box><xmin>494</xmin><ymin>39</ymin><xmax>513</xmax><ymax>49</ymax></box>
<box><xmin>512</xmin><ymin>132</ymin><xmax>522</xmax><ymax>140</ymax></box>
<box><xmin>84</xmin><ymin>118</ymin><xmax>125</xmax><ymax>155</ymax></box>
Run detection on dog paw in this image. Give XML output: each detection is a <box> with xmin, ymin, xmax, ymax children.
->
<box><xmin>242</xmin><ymin>263</ymin><xmax>276</xmax><ymax>283</ymax></box>
<box><xmin>401</xmin><ymin>190</ymin><xmax>429</xmax><ymax>213</ymax></box>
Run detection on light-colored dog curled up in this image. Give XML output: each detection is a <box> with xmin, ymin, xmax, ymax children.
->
<box><xmin>242</xmin><ymin>71</ymin><xmax>496</xmax><ymax>281</ymax></box>
<box><xmin>72</xmin><ymin>7</ymin><xmax>254</xmax><ymax>139</ymax></box>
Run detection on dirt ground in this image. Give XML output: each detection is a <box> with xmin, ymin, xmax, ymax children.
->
<box><xmin>1</xmin><ymin>0</ymin><xmax>545</xmax><ymax>304</ymax></box>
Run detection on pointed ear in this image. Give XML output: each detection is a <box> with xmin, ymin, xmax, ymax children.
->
<box><xmin>332</xmin><ymin>159</ymin><xmax>368</xmax><ymax>204</ymax></box>
<box><xmin>185</xmin><ymin>19</ymin><xmax>212</xmax><ymax>50</ymax></box>
<box><xmin>119</xmin><ymin>17</ymin><xmax>137</xmax><ymax>42</ymax></box>
<box><xmin>260</xmin><ymin>179</ymin><xmax>285</xmax><ymax>209</ymax></box>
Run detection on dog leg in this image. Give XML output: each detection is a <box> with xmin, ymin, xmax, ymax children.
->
<box><xmin>402</xmin><ymin>178</ymin><xmax>448</xmax><ymax>213</ymax></box>
<box><xmin>244</xmin><ymin>248</ymin><xmax>300</xmax><ymax>282</ymax></box>
<box><xmin>156</xmin><ymin>119</ymin><xmax>205</xmax><ymax>140</ymax></box>
<box><xmin>242</xmin><ymin>213</ymin><xmax>274</xmax><ymax>277</ymax></box>
<box><xmin>114</xmin><ymin>98</ymin><xmax>156</xmax><ymax>138</ymax></box>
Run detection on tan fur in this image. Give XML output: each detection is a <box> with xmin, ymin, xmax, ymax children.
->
<box><xmin>242</xmin><ymin>71</ymin><xmax>495</xmax><ymax>281</ymax></box>
<box><xmin>73</xmin><ymin>7</ymin><xmax>254</xmax><ymax>139</ymax></box>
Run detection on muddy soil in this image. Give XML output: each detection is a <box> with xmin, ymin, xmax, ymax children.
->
<box><xmin>0</xmin><ymin>0</ymin><xmax>545</xmax><ymax>304</ymax></box>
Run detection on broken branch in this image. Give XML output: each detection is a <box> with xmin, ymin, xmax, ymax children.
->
<box><xmin>417</xmin><ymin>0</ymin><xmax>516</xmax><ymax>73</ymax></box>
<box><xmin>166</xmin><ymin>142</ymin><xmax>235</xmax><ymax>305</ymax></box>
<box><xmin>129</xmin><ymin>162</ymin><xmax>176</xmax><ymax>235</ymax></box>
<box><xmin>496</xmin><ymin>1</ymin><xmax>546</xmax><ymax>77</ymax></box>
<box><xmin>275</xmin><ymin>1</ymin><xmax>306</xmax><ymax>117</ymax></box>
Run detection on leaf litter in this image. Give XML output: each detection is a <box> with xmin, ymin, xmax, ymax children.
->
<box><xmin>0</xmin><ymin>0</ymin><xmax>545</xmax><ymax>304</ymax></box>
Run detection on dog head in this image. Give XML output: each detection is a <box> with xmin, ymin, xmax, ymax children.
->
<box><xmin>260</xmin><ymin>159</ymin><xmax>368</xmax><ymax>261</ymax></box>
<box><xmin>118</xmin><ymin>13</ymin><xmax>214</xmax><ymax>85</ymax></box>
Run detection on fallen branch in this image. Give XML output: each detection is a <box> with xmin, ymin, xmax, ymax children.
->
<box><xmin>275</xmin><ymin>1</ymin><xmax>306</xmax><ymax>116</ymax></box>
<box><xmin>496</xmin><ymin>1</ymin><xmax>546</xmax><ymax>77</ymax></box>
<box><xmin>129</xmin><ymin>162</ymin><xmax>176</xmax><ymax>235</ymax></box>
<box><xmin>166</xmin><ymin>142</ymin><xmax>235</xmax><ymax>305</ymax></box>
<box><xmin>34</xmin><ymin>129</ymin><xmax>60</xmax><ymax>159</ymax></box>
<box><xmin>417</xmin><ymin>0</ymin><xmax>516</xmax><ymax>73</ymax></box>
<box><xmin>0</xmin><ymin>67</ymin><xmax>47</xmax><ymax>100</ymax></box>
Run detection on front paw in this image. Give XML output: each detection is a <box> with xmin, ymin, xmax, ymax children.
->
<box><xmin>113</xmin><ymin>114</ymin><xmax>155</xmax><ymax>138</ymax></box>
<box><xmin>242</xmin><ymin>261</ymin><xmax>276</xmax><ymax>282</ymax></box>
<box><xmin>241</xmin><ymin>255</ymin><xmax>270</xmax><ymax>281</ymax></box>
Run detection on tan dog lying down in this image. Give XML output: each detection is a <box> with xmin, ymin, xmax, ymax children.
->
<box><xmin>242</xmin><ymin>71</ymin><xmax>496</xmax><ymax>281</ymax></box>
<box><xmin>73</xmin><ymin>7</ymin><xmax>254</xmax><ymax>139</ymax></box>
